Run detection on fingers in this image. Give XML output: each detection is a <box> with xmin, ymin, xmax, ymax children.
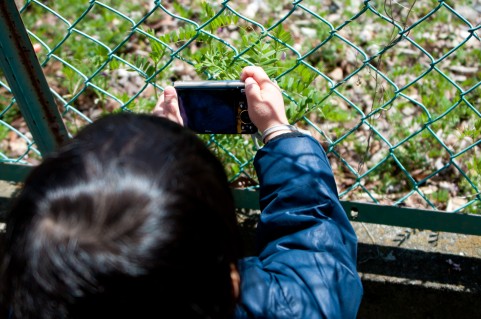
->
<box><xmin>241</xmin><ymin>66</ymin><xmax>288</xmax><ymax>132</ymax></box>
<box><xmin>153</xmin><ymin>92</ymin><xmax>166</xmax><ymax>116</ymax></box>
<box><xmin>153</xmin><ymin>86</ymin><xmax>184</xmax><ymax>126</ymax></box>
<box><xmin>241</xmin><ymin>66</ymin><xmax>281</xmax><ymax>97</ymax></box>
<box><xmin>241</xmin><ymin>66</ymin><xmax>272</xmax><ymax>89</ymax></box>
<box><xmin>241</xmin><ymin>66</ymin><xmax>283</xmax><ymax>105</ymax></box>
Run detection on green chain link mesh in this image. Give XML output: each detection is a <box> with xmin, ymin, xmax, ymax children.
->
<box><xmin>1</xmin><ymin>0</ymin><xmax>480</xmax><ymax>213</ymax></box>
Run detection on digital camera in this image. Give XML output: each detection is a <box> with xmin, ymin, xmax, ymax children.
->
<box><xmin>173</xmin><ymin>81</ymin><xmax>257</xmax><ymax>134</ymax></box>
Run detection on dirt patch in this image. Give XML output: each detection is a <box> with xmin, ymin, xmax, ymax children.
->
<box><xmin>353</xmin><ymin>221</ymin><xmax>481</xmax><ymax>259</ymax></box>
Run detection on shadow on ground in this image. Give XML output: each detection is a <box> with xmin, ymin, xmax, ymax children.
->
<box><xmin>357</xmin><ymin>241</ymin><xmax>481</xmax><ymax>318</ymax></box>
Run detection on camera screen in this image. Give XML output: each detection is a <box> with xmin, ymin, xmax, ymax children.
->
<box><xmin>177</xmin><ymin>88</ymin><xmax>239</xmax><ymax>134</ymax></box>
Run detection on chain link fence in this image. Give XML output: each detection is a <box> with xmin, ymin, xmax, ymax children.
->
<box><xmin>1</xmin><ymin>0</ymin><xmax>480</xmax><ymax>216</ymax></box>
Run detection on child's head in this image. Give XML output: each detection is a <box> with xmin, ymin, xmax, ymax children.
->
<box><xmin>1</xmin><ymin>113</ymin><xmax>242</xmax><ymax>319</ymax></box>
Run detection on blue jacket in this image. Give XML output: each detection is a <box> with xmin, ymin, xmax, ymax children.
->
<box><xmin>235</xmin><ymin>134</ymin><xmax>363</xmax><ymax>318</ymax></box>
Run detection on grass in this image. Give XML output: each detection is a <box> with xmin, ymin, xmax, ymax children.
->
<box><xmin>0</xmin><ymin>0</ymin><xmax>479</xmax><ymax>213</ymax></box>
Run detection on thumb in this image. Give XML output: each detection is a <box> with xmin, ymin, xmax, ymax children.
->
<box><xmin>164</xmin><ymin>87</ymin><xmax>183</xmax><ymax>125</ymax></box>
<box><xmin>244</xmin><ymin>77</ymin><xmax>262</xmax><ymax>103</ymax></box>
<box><xmin>153</xmin><ymin>86</ymin><xmax>184</xmax><ymax>126</ymax></box>
<box><xmin>163</xmin><ymin>86</ymin><xmax>178</xmax><ymax>105</ymax></box>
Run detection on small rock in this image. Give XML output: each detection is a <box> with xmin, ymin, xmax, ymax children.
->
<box><xmin>449</xmin><ymin>65</ymin><xmax>479</xmax><ymax>75</ymax></box>
<box><xmin>446</xmin><ymin>197</ymin><xmax>468</xmax><ymax>212</ymax></box>
<box><xmin>328</xmin><ymin>67</ymin><xmax>344</xmax><ymax>82</ymax></box>
<box><xmin>300</xmin><ymin>27</ymin><xmax>317</xmax><ymax>38</ymax></box>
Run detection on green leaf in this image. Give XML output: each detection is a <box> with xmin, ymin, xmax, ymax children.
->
<box><xmin>109</xmin><ymin>58</ymin><xmax>120</xmax><ymax>71</ymax></box>
<box><xmin>260</xmin><ymin>58</ymin><xmax>277</xmax><ymax>66</ymax></box>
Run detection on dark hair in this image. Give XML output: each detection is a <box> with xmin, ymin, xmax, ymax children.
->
<box><xmin>0</xmin><ymin>113</ymin><xmax>241</xmax><ymax>319</ymax></box>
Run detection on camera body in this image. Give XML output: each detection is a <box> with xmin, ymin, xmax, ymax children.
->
<box><xmin>173</xmin><ymin>81</ymin><xmax>257</xmax><ymax>134</ymax></box>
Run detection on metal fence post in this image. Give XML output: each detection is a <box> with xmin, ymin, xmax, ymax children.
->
<box><xmin>0</xmin><ymin>0</ymin><xmax>68</xmax><ymax>156</ymax></box>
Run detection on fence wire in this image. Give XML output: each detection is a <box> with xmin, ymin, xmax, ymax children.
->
<box><xmin>0</xmin><ymin>0</ymin><xmax>480</xmax><ymax>214</ymax></box>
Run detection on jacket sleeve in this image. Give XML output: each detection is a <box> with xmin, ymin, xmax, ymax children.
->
<box><xmin>235</xmin><ymin>135</ymin><xmax>363</xmax><ymax>319</ymax></box>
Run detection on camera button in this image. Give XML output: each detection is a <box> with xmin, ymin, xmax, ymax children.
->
<box><xmin>240</xmin><ymin>110</ymin><xmax>251</xmax><ymax>124</ymax></box>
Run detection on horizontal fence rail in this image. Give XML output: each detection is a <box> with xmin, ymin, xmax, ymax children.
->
<box><xmin>0</xmin><ymin>0</ymin><xmax>480</xmax><ymax>233</ymax></box>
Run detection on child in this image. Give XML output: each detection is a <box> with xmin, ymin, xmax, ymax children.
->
<box><xmin>1</xmin><ymin>67</ymin><xmax>362</xmax><ymax>318</ymax></box>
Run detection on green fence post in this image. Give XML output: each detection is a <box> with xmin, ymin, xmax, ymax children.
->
<box><xmin>0</xmin><ymin>1</ymin><xmax>68</xmax><ymax>157</ymax></box>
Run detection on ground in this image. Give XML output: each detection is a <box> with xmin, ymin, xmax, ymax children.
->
<box><xmin>354</xmin><ymin>222</ymin><xmax>481</xmax><ymax>318</ymax></box>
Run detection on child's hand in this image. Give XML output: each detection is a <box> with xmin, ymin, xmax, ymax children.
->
<box><xmin>153</xmin><ymin>86</ymin><xmax>184</xmax><ymax>126</ymax></box>
<box><xmin>240</xmin><ymin>66</ymin><xmax>289</xmax><ymax>137</ymax></box>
